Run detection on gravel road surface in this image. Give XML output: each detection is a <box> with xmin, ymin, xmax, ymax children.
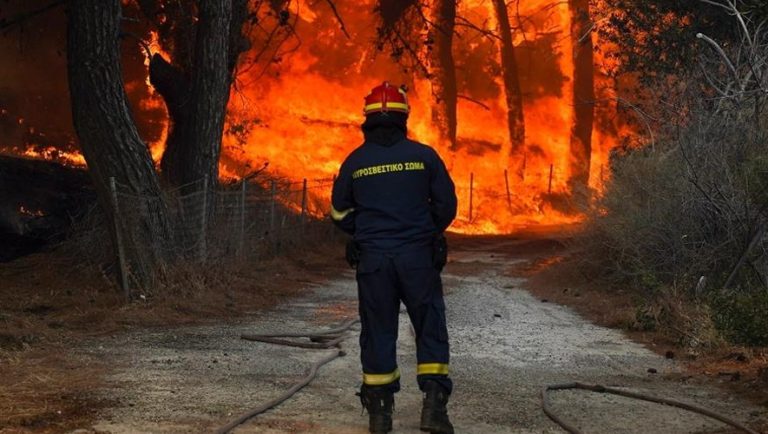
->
<box><xmin>82</xmin><ymin>238</ymin><xmax>765</xmax><ymax>433</ymax></box>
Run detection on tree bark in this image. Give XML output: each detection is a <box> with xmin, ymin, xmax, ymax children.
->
<box><xmin>568</xmin><ymin>0</ymin><xmax>595</xmax><ymax>195</ymax></box>
<box><xmin>158</xmin><ymin>0</ymin><xmax>233</xmax><ymax>191</ymax></box>
<box><xmin>152</xmin><ymin>0</ymin><xmax>249</xmax><ymax>193</ymax></box>
<box><xmin>67</xmin><ymin>0</ymin><xmax>171</xmax><ymax>285</ymax></box>
<box><xmin>427</xmin><ymin>0</ymin><xmax>458</xmax><ymax>151</ymax></box>
<box><xmin>492</xmin><ymin>0</ymin><xmax>525</xmax><ymax>161</ymax></box>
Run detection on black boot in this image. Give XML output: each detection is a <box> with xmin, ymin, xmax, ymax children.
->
<box><xmin>420</xmin><ymin>381</ymin><xmax>454</xmax><ymax>434</ymax></box>
<box><xmin>359</xmin><ymin>387</ymin><xmax>394</xmax><ymax>433</ymax></box>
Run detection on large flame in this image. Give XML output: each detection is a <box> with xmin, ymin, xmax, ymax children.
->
<box><xmin>3</xmin><ymin>0</ymin><xmax>628</xmax><ymax>235</ymax></box>
<box><xmin>220</xmin><ymin>0</ymin><xmax>620</xmax><ymax>233</ymax></box>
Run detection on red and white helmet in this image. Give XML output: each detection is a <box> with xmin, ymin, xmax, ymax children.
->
<box><xmin>363</xmin><ymin>81</ymin><xmax>410</xmax><ymax>115</ymax></box>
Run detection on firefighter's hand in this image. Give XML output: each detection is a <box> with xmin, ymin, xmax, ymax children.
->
<box><xmin>432</xmin><ymin>234</ymin><xmax>448</xmax><ymax>272</ymax></box>
<box><xmin>345</xmin><ymin>239</ymin><xmax>360</xmax><ymax>269</ymax></box>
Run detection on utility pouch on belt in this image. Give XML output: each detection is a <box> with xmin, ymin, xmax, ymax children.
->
<box><xmin>346</xmin><ymin>239</ymin><xmax>361</xmax><ymax>269</ymax></box>
<box><xmin>432</xmin><ymin>234</ymin><xmax>448</xmax><ymax>272</ymax></box>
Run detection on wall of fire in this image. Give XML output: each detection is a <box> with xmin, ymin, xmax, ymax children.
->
<box><xmin>0</xmin><ymin>0</ymin><xmax>634</xmax><ymax>234</ymax></box>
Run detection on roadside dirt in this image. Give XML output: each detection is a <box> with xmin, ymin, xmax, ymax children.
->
<box><xmin>512</xmin><ymin>233</ymin><xmax>768</xmax><ymax>423</ymax></box>
<box><xmin>0</xmin><ymin>241</ymin><xmax>346</xmax><ymax>433</ymax></box>
<box><xmin>43</xmin><ymin>234</ymin><xmax>767</xmax><ymax>433</ymax></box>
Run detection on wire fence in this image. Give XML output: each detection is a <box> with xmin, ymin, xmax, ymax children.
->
<box><xmin>109</xmin><ymin>176</ymin><xmax>337</xmax><ymax>298</ymax></box>
<box><xmin>103</xmin><ymin>163</ymin><xmax>598</xmax><ymax>297</ymax></box>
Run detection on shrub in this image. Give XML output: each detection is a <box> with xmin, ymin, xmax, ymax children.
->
<box><xmin>579</xmin><ymin>2</ymin><xmax>768</xmax><ymax>347</ymax></box>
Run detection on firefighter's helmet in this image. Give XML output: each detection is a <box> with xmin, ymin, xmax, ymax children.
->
<box><xmin>363</xmin><ymin>81</ymin><xmax>410</xmax><ymax>115</ymax></box>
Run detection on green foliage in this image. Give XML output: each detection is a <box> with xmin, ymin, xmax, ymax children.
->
<box><xmin>711</xmin><ymin>290</ymin><xmax>768</xmax><ymax>346</ymax></box>
<box><xmin>579</xmin><ymin>1</ymin><xmax>768</xmax><ymax>348</ymax></box>
<box><xmin>742</xmin><ymin>153</ymin><xmax>768</xmax><ymax>208</ymax></box>
<box><xmin>580</xmin><ymin>97</ymin><xmax>768</xmax><ymax>347</ymax></box>
<box><xmin>594</xmin><ymin>0</ymin><xmax>768</xmax><ymax>85</ymax></box>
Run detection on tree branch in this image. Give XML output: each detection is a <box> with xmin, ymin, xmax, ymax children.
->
<box><xmin>323</xmin><ymin>0</ymin><xmax>351</xmax><ymax>39</ymax></box>
<box><xmin>455</xmin><ymin>15</ymin><xmax>501</xmax><ymax>41</ymax></box>
<box><xmin>697</xmin><ymin>32</ymin><xmax>739</xmax><ymax>81</ymax></box>
<box><xmin>458</xmin><ymin>94</ymin><xmax>491</xmax><ymax>111</ymax></box>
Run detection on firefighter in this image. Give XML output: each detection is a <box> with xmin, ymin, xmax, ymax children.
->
<box><xmin>331</xmin><ymin>82</ymin><xmax>457</xmax><ymax>434</ymax></box>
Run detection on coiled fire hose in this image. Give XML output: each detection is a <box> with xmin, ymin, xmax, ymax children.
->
<box><xmin>214</xmin><ymin>318</ymin><xmax>359</xmax><ymax>434</ymax></box>
<box><xmin>542</xmin><ymin>382</ymin><xmax>762</xmax><ymax>434</ymax></box>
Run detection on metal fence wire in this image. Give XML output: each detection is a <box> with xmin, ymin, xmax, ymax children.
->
<box><xmin>109</xmin><ymin>176</ymin><xmax>337</xmax><ymax>297</ymax></box>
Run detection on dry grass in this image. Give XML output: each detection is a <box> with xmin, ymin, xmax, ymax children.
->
<box><xmin>513</xmin><ymin>237</ymin><xmax>768</xmax><ymax>410</ymax></box>
<box><xmin>0</xmin><ymin>236</ymin><xmax>347</xmax><ymax>432</ymax></box>
<box><xmin>0</xmin><ymin>347</ymin><xmax>108</xmax><ymax>433</ymax></box>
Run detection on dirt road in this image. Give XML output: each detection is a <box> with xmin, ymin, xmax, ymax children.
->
<box><xmin>82</xmin><ymin>237</ymin><xmax>765</xmax><ymax>433</ymax></box>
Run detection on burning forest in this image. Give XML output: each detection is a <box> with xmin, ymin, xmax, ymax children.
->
<box><xmin>2</xmin><ymin>1</ymin><xmax>768</xmax><ymax>432</ymax></box>
<box><xmin>1</xmin><ymin>0</ymin><xmax>634</xmax><ymax>242</ymax></box>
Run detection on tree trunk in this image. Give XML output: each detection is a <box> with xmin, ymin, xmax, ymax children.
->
<box><xmin>158</xmin><ymin>0</ymin><xmax>234</xmax><ymax>191</ymax></box>
<box><xmin>568</xmin><ymin>0</ymin><xmax>595</xmax><ymax>196</ymax></box>
<box><xmin>427</xmin><ymin>0</ymin><xmax>458</xmax><ymax>151</ymax></box>
<box><xmin>67</xmin><ymin>0</ymin><xmax>171</xmax><ymax>282</ymax></box>
<box><xmin>150</xmin><ymin>0</ymin><xmax>249</xmax><ymax>195</ymax></box>
<box><xmin>492</xmin><ymin>0</ymin><xmax>525</xmax><ymax>163</ymax></box>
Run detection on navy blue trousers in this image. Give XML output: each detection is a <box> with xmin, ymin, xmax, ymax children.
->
<box><xmin>356</xmin><ymin>246</ymin><xmax>452</xmax><ymax>394</ymax></box>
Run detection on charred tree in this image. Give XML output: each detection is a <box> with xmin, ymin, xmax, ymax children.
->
<box><xmin>427</xmin><ymin>0</ymin><xmax>458</xmax><ymax>151</ymax></box>
<box><xmin>145</xmin><ymin>0</ymin><xmax>250</xmax><ymax>191</ymax></box>
<box><xmin>568</xmin><ymin>0</ymin><xmax>595</xmax><ymax>196</ymax></box>
<box><xmin>67</xmin><ymin>0</ymin><xmax>171</xmax><ymax>278</ymax></box>
<box><xmin>492</xmin><ymin>0</ymin><xmax>525</xmax><ymax>165</ymax></box>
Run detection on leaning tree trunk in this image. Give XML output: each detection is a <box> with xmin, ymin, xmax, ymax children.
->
<box><xmin>492</xmin><ymin>0</ymin><xmax>526</xmax><ymax>174</ymax></box>
<box><xmin>427</xmin><ymin>0</ymin><xmax>458</xmax><ymax>152</ymax></box>
<box><xmin>568</xmin><ymin>0</ymin><xmax>595</xmax><ymax>198</ymax></box>
<box><xmin>158</xmin><ymin>0</ymin><xmax>235</xmax><ymax>192</ymax></box>
<box><xmin>67</xmin><ymin>0</ymin><xmax>171</xmax><ymax>287</ymax></box>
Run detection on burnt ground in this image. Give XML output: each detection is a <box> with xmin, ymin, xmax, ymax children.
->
<box><xmin>1</xmin><ymin>231</ymin><xmax>767</xmax><ymax>433</ymax></box>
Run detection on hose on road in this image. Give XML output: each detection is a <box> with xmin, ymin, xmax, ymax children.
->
<box><xmin>542</xmin><ymin>382</ymin><xmax>761</xmax><ymax>434</ymax></box>
<box><xmin>214</xmin><ymin>318</ymin><xmax>359</xmax><ymax>434</ymax></box>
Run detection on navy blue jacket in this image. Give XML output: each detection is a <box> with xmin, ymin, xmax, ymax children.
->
<box><xmin>331</xmin><ymin>137</ymin><xmax>457</xmax><ymax>252</ymax></box>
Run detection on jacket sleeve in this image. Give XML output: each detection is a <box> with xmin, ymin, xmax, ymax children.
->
<box><xmin>428</xmin><ymin>149</ymin><xmax>457</xmax><ymax>233</ymax></box>
<box><xmin>330</xmin><ymin>159</ymin><xmax>356</xmax><ymax>235</ymax></box>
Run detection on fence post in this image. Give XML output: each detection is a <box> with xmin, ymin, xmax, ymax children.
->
<box><xmin>300</xmin><ymin>178</ymin><xmax>308</xmax><ymax>232</ymax></box>
<box><xmin>269</xmin><ymin>180</ymin><xmax>277</xmax><ymax>233</ymax></box>
<box><xmin>504</xmin><ymin>169</ymin><xmax>512</xmax><ymax>211</ymax></box>
<box><xmin>200</xmin><ymin>175</ymin><xmax>209</xmax><ymax>261</ymax></box>
<box><xmin>270</xmin><ymin>180</ymin><xmax>277</xmax><ymax>253</ymax></box>
<box><xmin>329</xmin><ymin>175</ymin><xmax>336</xmax><ymax>240</ymax></box>
<box><xmin>109</xmin><ymin>177</ymin><xmax>130</xmax><ymax>301</ymax></box>
<box><xmin>548</xmin><ymin>164</ymin><xmax>554</xmax><ymax>195</ymax></box>
<box><xmin>239</xmin><ymin>180</ymin><xmax>246</xmax><ymax>257</ymax></box>
<box><xmin>469</xmin><ymin>172</ymin><xmax>474</xmax><ymax>222</ymax></box>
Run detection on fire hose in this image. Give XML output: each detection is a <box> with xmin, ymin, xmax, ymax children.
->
<box><xmin>214</xmin><ymin>318</ymin><xmax>760</xmax><ymax>434</ymax></box>
<box><xmin>542</xmin><ymin>382</ymin><xmax>762</xmax><ymax>434</ymax></box>
<box><xmin>214</xmin><ymin>318</ymin><xmax>359</xmax><ymax>434</ymax></box>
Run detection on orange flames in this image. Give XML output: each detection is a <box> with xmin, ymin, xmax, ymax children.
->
<box><xmin>20</xmin><ymin>146</ymin><xmax>86</xmax><ymax>166</ymax></box>
<box><xmin>19</xmin><ymin>206</ymin><xmax>45</xmax><ymax>217</ymax></box>
<box><xmin>6</xmin><ymin>1</ymin><xmax>628</xmax><ymax>235</ymax></box>
<box><xmin>141</xmin><ymin>30</ymin><xmax>170</xmax><ymax>163</ymax></box>
<box><xmin>220</xmin><ymin>0</ymin><xmax>621</xmax><ymax>233</ymax></box>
